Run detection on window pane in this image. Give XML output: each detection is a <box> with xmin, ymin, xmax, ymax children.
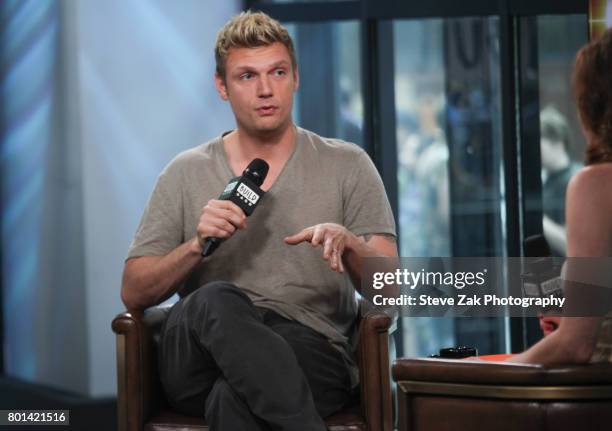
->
<box><xmin>533</xmin><ymin>15</ymin><xmax>587</xmax><ymax>256</ymax></box>
<box><xmin>393</xmin><ymin>17</ymin><xmax>506</xmax><ymax>357</ymax></box>
<box><xmin>259</xmin><ymin>0</ymin><xmax>351</xmax><ymax>3</ymax></box>
<box><xmin>285</xmin><ymin>21</ymin><xmax>363</xmax><ymax>146</ymax></box>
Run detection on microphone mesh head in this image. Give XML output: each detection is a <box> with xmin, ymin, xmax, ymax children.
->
<box><xmin>244</xmin><ymin>158</ymin><xmax>269</xmax><ymax>186</ymax></box>
<box><xmin>524</xmin><ymin>234</ymin><xmax>551</xmax><ymax>257</ymax></box>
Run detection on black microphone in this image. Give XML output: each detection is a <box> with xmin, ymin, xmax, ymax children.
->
<box><xmin>523</xmin><ymin>234</ymin><xmax>551</xmax><ymax>258</ymax></box>
<box><xmin>201</xmin><ymin>158</ymin><xmax>269</xmax><ymax>257</ymax></box>
<box><xmin>521</xmin><ymin>234</ymin><xmax>563</xmax><ymax>305</ymax></box>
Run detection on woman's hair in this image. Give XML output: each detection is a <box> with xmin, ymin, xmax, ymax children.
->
<box><xmin>214</xmin><ymin>11</ymin><xmax>296</xmax><ymax>80</ymax></box>
<box><xmin>573</xmin><ymin>27</ymin><xmax>612</xmax><ymax>165</ymax></box>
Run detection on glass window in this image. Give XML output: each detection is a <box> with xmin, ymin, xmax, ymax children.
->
<box><xmin>535</xmin><ymin>15</ymin><xmax>587</xmax><ymax>256</ymax></box>
<box><xmin>285</xmin><ymin>21</ymin><xmax>363</xmax><ymax>146</ymax></box>
<box><xmin>259</xmin><ymin>0</ymin><xmax>351</xmax><ymax>3</ymax></box>
<box><xmin>393</xmin><ymin>17</ymin><xmax>506</xmax><ymax>357</ymax></box>
<box><xmin>517</xmin><ymin>14</ymin><xmax>588</xmax><ymax>346</ymax></box>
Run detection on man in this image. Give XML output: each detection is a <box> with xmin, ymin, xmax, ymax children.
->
<box><xmin>121</xmin><ymin>11</ymin><xmax>397</xmax><ymax>431</ymax></box>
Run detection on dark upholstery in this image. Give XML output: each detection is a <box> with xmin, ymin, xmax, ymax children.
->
<box><xmin>392</xmin><ymin>357</ymin><xmax>612</xmax><ymax>431</ymax></box>
<box><xmin>112</xmin><ymin>299</ymin><xmax>395</xmax><ymax>431</ymax></box>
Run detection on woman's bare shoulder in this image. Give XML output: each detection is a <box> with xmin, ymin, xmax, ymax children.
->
<box><xmin>566</xmin><ymin>163</ymin><xmax>612</xmax><ymax>256</ymax></box>
<box><xmin>568</xmin><ymin>164</ymin><xmax>612</xmax><ymax>201</ymax></box>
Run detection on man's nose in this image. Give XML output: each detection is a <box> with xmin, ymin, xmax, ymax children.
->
<box><xmin>257</xmin><ymin>75</ymin><xmax>273</xmax><ymax>98</ymax></box>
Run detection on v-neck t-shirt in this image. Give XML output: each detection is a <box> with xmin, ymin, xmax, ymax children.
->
<box><xmin>127</xmin><ymin>127</ymin><xmax>396</xmax><ymax>386</ymax></box>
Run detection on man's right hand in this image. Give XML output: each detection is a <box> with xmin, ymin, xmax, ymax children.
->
<box><xmin>122</xmin><ymin>200</ymin><xmax>247</xmax><ymax>309</ymax></box>
<box><xmin>196</xmin><ymin>199</ymin><xmax>247</xmax><ymax>249</ymax></box>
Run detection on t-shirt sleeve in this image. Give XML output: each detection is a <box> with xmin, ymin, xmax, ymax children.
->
<box><xmin>343</xmin><ymin>150</ymin><xmax>396</xmax><ymax>238</ymax></box>
<box><xmin>126</xmin><ymin>167</ymin><xmax>184</xmax><ymax>260</ymax></box>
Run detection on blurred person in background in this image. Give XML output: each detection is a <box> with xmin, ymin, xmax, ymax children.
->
<box><xmin>539</xmin><ymin>105</ymin><xmax>582</xmax><ymax>256</ymax></box>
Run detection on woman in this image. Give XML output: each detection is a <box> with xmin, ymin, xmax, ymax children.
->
<box><xmin>510</xmin><ymin>27</ymin><xmax>612</xmax><ymax>365</ymax></box>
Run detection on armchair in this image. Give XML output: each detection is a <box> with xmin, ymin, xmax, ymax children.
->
<box><xmin>112</xmin><ymin>299</ymin><xmax>396</xmax><ymax>431</ymax></box>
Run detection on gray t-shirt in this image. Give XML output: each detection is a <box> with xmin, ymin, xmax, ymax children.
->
<box><xmin>127</xmin><ymin>127</ymin><xmax>396</xmax><ymax>386</ymax></box>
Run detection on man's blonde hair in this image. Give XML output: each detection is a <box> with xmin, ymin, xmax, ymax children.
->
<box><xmin>215</xmin><ymin>11</ymin><xmax>297</xmax><ymax>79</ymax></box>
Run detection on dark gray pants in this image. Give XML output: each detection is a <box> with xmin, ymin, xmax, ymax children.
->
<box><xmin>159</xmin><ymin>281</ymin><xmax>352</xmax><ymax>431</ymax></box>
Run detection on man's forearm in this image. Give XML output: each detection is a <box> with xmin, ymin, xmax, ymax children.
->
<box><xmin>343</xmin><ymin>233</ymin><xmax>398</xmax><ymax>294</ymax></box>
<box><xmin>121</xmin><ymin>237</ymin><xmax>203</xmax><ymax>310</ymax></box>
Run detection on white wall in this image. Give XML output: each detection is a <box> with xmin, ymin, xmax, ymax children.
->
<box><xmin>1</xmin><ymin>0</ymin><xmax>240</xmax><ymax>398</ymax></box>
<box><xmin>74</xmin><ymin>0</ymin><xmax>239</xmax><ymax>397</ymax></box>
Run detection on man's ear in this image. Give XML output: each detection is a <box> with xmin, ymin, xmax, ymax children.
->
<box><xmin>215</xmin><ymin>73</ymin><xmax>229</xmax><ymax>100</ymax></box>
<box><xmin>293</xmin><ymin>64</ymin><xmax>299</xmax><ymax>92</ymax></box>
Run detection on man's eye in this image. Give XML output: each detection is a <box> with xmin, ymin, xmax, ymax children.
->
<box><xmin>240</xmin><ymin>73</ymin><xmax>253</xmax><ymax>80</ymax></box>
<box><xmin>273</xmin><ymin>69</ymin><xmax>286</xmax><ymax>76</ymax></box>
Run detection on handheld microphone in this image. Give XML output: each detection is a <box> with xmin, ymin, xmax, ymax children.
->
<box><xmin>523</xmin><ymin>234</ymin><xmax>551</xmax><ymax>258</ymax></box>
<box><xmin>201</xmin><ymin>158</ymin><xmax>269</xmax><ymax>257</ymax></box>
<box><xmin>521</xmin><ymin>234</ymin><xmax>563</xmax><ymax>305</ymax></box>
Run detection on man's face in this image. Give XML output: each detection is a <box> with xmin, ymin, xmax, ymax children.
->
<box><xmin>215</xmin><ymin>42</ymin><xmax>299</xmax><ymax>136</ymax></box>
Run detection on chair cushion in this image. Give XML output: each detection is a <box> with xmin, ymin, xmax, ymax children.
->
<box><xmin>145</xmin><ymin>409</ymin><xmax>207</xmax><ymax>431</ymax></box>
<box><xmin>326</xmin><ymin>403</ymin><xmax>367</xmax><ymax>431</ymax></box>
<box><xmin>145</xmin><ymin>404</ymin><xmax>366</xmax><ymax>431</ymax></box>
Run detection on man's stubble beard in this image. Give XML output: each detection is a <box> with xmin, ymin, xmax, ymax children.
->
<box><xmin>240</xmin><ymin>112</ymin><xmax>293</xmax><ymax>140</ymax></box>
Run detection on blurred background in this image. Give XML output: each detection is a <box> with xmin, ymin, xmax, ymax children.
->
<box><xmin>0</xmin><ymin>0</ymin><xmax>609</xmax><ymax>429</ymax></box>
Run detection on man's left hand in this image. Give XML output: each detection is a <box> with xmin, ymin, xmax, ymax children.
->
<box><xmin>284</xmin><ymin>223</ymin><xmax>354</xmax><ymax>273</ymax></box>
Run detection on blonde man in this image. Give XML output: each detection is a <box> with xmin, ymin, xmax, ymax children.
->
<box><xmin>122</xmin><ymin>11</ymin><xmax>397</xmax><ymax>430</ymax></box>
